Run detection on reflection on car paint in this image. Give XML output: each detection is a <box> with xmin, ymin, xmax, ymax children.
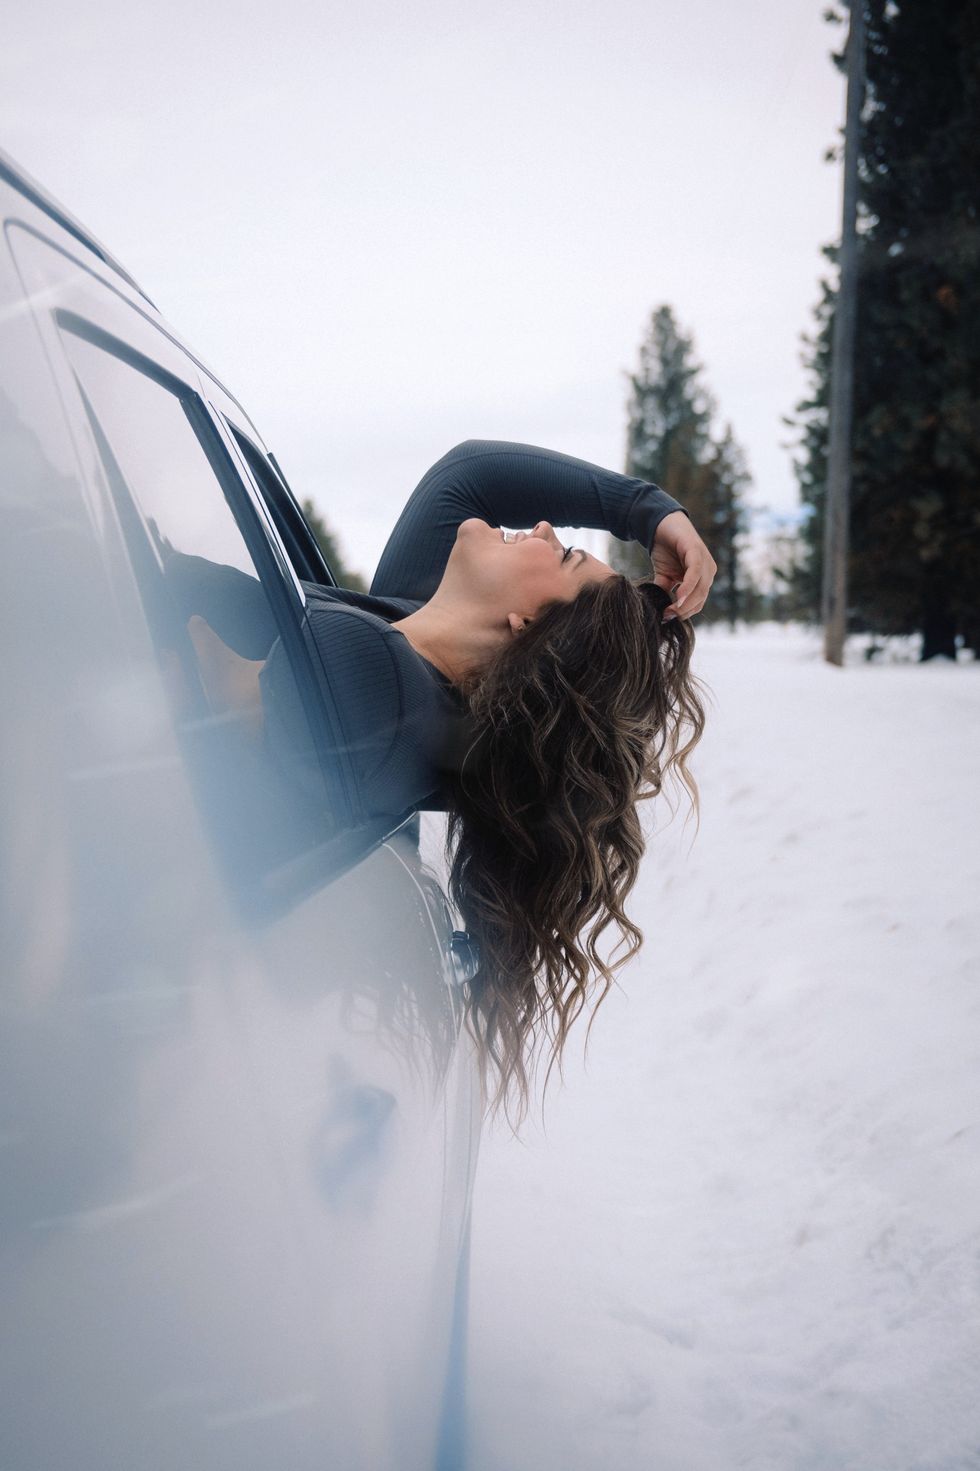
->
<box><xmin>311</xmin><ymin>1058</ymin><xmax>397</xmax><ymax>1215</ymax></box>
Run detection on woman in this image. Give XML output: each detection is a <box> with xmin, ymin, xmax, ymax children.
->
<box><xmin>180</xmin><ymin>438</ymin><xmax>713</xmax><ymax>1119</ymax></box>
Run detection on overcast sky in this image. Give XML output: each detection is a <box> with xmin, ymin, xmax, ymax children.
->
<box><xmin>4</xmin><ymin>0</ymin><xmax>845</xmax><ymax>580</ymax></box>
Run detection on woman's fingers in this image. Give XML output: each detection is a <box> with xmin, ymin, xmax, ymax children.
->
<box><xmin>664</xmin><ymin>557</ymin><xmax>710</xmax><ymax>621</ymax></box>
<box><xmin>652</xmin><ymin>514</ymin><xmax>717</xmax><ymax>622</ymax></box>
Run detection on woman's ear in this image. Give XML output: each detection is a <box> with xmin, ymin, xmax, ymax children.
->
<box><xmin>507</xmin><ymin>612</ymin><xmax>532</xmax><ymax>638</ymax></box>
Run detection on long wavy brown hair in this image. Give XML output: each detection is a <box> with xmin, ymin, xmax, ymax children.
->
<box><xmin>446</xmin><ymin>575</ymin><xmax>707</xmax><ymax>1126</ymax></box>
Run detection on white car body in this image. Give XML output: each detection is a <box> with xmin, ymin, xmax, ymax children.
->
<box><xmin>0</xmin><ymin>149</ymin><xmax>481</xmax><ymax>1471</ymax></box>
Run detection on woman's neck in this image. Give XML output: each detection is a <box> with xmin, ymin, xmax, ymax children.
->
<box><xmin>390</xmin><ymin>601</ymin><xmax>500</xmax><ymax>686</ymax></box>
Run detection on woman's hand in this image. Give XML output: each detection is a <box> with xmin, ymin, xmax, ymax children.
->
<box><xmin>651</xmin><ymin>511</ymin><xmax>717</xmax><ymax>622</ymax></box>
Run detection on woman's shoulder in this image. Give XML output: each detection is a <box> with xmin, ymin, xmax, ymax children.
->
<box><xmin>301</xmin><ymin>582</ymin><xmax>422</xmax><ymax>623</ymax></box>
<box><xmin>301</xmin><ymin>595</ymin><xmax>404</xmax><ymax>716</ymax></box>
<box><xmin>301</xmin><ymin>586</ymin><xmax>457</xmax><ymax>737</ymax></box>
<box><xmin>300</xmin><ymin>591</ymin><xmax>436</xmax><ymax>703</ymax></box>
<box><xmin>293</xmin><ymin>585</ymin><xmax>464</xmax><ymax>818</ymax></box>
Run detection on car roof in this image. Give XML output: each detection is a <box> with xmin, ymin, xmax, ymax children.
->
<box><xmin>0</xmin><ymin>146</ymin><xmax>154</xmax><ymax>306</ymax></box>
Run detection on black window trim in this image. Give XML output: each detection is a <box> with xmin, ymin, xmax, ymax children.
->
<box><xmin>223</xmin><ymin>421</ymin><xmax>338</xmax><ymax>590</ymax></box>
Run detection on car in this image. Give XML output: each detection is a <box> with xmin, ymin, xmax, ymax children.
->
<box><xmin>0</xmin><ymin>147</ymin><xmax>481</xmax><ymax>1471</ymax></box>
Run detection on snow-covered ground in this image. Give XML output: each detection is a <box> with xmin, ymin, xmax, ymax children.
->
<box><xmin>466</xmin><ymin>623</ymin><xmax>980</xmax><ymax>1471</ymax></box>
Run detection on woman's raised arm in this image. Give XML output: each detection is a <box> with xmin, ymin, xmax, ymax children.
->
<box><xmin>369</xmin><ymin>439</ymin><xmax>689</xmax><ymax>603</ymax></box>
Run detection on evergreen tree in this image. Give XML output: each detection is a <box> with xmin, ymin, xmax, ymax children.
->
<box><xmin>611</xmin><ymin>305</ymin><xmax>757</xmax><ymax>617</ymax></box>
<box><xmin>855</xmin><ymin>0</ymin><xmax>980</xmax><ymax>658</ymax></box>
<box><xmin>699</xmin><ymin>424</ymin><xmax>753</xmax><ymax>628</ymax></box>
<box><xmin>609</xmin><ymin>305</ymin><xmax>715</xmax><ymax>577</ymax></box>
<box><xmin>784</xmin><ymin>258</ymin><xmax>836</xmax><ymax>621</ymax></box>
<box><xmin>300</xmin><ymin>497</ymin><xmax>367</xmax><ymax>591</ymax></box>
<box><xmin>791</xmin><ymin>0</ymin><xmax>980</xmax><ymax>659</ymax></box>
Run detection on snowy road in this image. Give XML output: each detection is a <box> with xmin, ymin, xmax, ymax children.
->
<box><xmin>467</xmin><ymin>624</ymin><xmax>980</xmax><ymax>1471</ymax></box>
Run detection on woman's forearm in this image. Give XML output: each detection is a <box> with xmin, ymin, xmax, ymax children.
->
<box><xmin>370</xmin><ymin>440</ymin><xmax>688</xmax><ymax>602</ymax></box>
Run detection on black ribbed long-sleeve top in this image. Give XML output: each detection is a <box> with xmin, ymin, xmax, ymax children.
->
<box><xmin>260</xmin><ymin>439</ymin><xmax>688</xmax><ymax>827</ymax></box>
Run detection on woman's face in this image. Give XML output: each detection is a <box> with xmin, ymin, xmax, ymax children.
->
<box><xmin>443</xmin><ymin>518</ymin><xmax>617</xmax><ymax>619</ymax></box>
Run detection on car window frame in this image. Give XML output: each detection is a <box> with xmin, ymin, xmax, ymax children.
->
<box><xmin>54</xmin><ymin>308</ymin><xmax>365</xmax><ymax>852</ymax></box>
<box><xmin>9</xmin><ymin>225</ymin><xmax>414</xmax><ymax>914</ymax></box>
<box><xmin>219</xmin><ymin>419</ymin><xmax>338</xmax><ymax>590</ymax></box>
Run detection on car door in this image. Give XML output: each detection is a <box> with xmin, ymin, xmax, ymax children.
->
<box><xmin>1</xmin><ymin>198</ymin><xmax>480</xmax><ymax>1471</ymax></box>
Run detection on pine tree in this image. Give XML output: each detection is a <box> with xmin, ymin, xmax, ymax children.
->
<box><xmin>785</xmin><ymin>258</ymin><xmax>836</xmax><ymax>621</ymax></box>
<box><xmin>610</xmin><ymin>305</ymin><xmax>715</xmax><ymax>577</ymax></box>
<box><xmin>791</xmin><ymin>0</ymin><xmax>980</xmax><ymax>659</ymax></box>
<box><xmin>699</xmin><ymin>425</ymin><xmax>753</xmax><ymax>628</ymax></box>
<box><xmin>853</xmin><ymin>0</ymin><xmax>980</xmax><ymax>659</ymax></box>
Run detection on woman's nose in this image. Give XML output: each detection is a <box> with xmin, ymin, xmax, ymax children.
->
<box><xmin>531</xmin><ymin>521</ymin><xmax>556</xmax><ymax>541</ymax></box>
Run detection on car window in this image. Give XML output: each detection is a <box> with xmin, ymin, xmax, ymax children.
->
<box><xmin>57</xmin><ymin>319</ymin><xmax>351</xmax><ymax>915</ymax></box>
<box><xmin>229</xmin><ymin>426</ymin><xmax>336</xmax><ymax>588</ymax></box>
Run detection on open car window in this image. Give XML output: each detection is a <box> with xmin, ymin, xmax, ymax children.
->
<box><xmin>57</xmin><ymin>316</ymin><xmax>378</xmax><ymax>917</ymax></box>
<box><xmin>228</xmin><ymin>425</ymin><xmax>337</xmax><ymax>589</ymax></box>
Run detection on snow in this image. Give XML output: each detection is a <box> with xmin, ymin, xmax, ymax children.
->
<box><xmin>466</xmin><ymin>623</ymin><xmax>980</xmax><ymax>1471</ymax></box>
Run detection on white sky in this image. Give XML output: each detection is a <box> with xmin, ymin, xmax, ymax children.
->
<box><xmin>4</xmin><ymin>0</ymin><xmax>845</xmax><ymax>580</ymax></box>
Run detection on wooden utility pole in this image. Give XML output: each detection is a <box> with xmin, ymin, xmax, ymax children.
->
<box><xmin>822</xmin><ymin>0</ymin><xmax>866</xmax><ymax>666</ymax></box>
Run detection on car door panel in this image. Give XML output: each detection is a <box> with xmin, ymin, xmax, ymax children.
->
<box><xmin>1</xmin><ymin>193</ymin><xmax>480</xmax><ymax>1471</ymax></box>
